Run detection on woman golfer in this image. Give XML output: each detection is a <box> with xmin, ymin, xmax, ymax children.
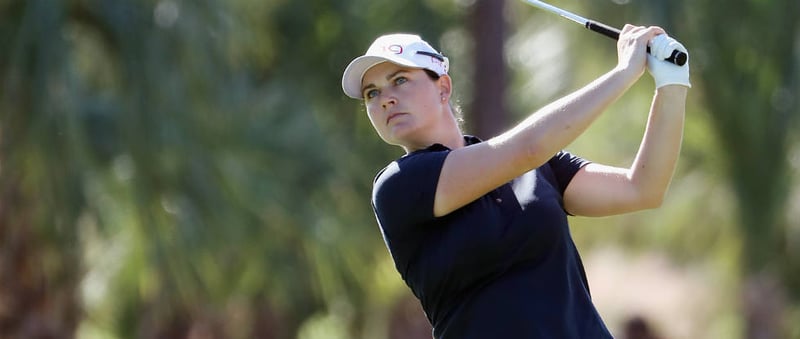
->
<box><xmin>341</xmin><ymin>25</ymin><xmax>689</xmax><ymax>338</ymax></box>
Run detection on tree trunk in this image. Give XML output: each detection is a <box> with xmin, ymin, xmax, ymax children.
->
<box><xmin>468</xmin><ymin>0</ymin><xmax>509</xmax><ymax>139</ymax></box>
<box><xmin>0</xmin><ymin>2</ymin><xmax>83</xmax><ymax>337</ymax></box>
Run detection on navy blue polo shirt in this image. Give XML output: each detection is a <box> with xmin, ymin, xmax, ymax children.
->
<box><xmin>372</xmin><ymin>136</ymin><xmax>613</xmax><ymax>339</ymax></box>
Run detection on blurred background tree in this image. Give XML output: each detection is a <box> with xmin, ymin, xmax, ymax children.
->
<box><xmin>680</xmin><ymin>2</ymin><xmax>799</xmax><ymax>338</ymax></box>
<box><xmin>0</xmin><ymin>0</ymin><xmax>797</xmax><ymax>338</ymax></box>
<box><xmin>571</xmin><ymin>0</ymin><xmax>800</xmax><ymax>337</ymax></box>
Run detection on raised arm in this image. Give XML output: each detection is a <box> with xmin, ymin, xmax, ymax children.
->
<box><xmin>563</xmin><ymin>86</ymin><xmax>687</xmax><ymax>216</ymax></box>
<box><xmin>564</xmin><ymin>32</ymin><xmax>691</xmax><ymax>217</ymax></box>
<box><xmin>433</xmin><ymin>25</ymin><xmax>664</xmax><ymax>217</ymax></box>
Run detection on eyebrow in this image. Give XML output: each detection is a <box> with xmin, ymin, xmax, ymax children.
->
<box><xmin>361</xmin><ymin>69</ymin><xmax>410</xmax><ymax>94</ymax></box>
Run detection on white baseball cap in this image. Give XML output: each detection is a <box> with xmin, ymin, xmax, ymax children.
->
<box><xmin>341</xmin><ymin>33</ymin><xmax>449</xmax><ymax>99</ymax></box>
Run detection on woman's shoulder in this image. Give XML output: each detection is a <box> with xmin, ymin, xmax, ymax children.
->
<box><xmin>374</xmin><ymin>146</ymin><xmax>450</xmax><ymax>184</ymax></box>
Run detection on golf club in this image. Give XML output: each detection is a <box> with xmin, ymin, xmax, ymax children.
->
<box><xmin>520</xmin><ymin>0</ymin><xmax>687</xmax><ymax>66</ymax></box>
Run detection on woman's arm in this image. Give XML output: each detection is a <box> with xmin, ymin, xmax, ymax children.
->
<box><xmin>433</xmin><ymin>25</ymin><xmax>662</xmax><ymax>217</ymax></box>
<box><xmin>563</xmin><ymin>85</ymin><xmax>688</xmax><ymax>217</ymax></box>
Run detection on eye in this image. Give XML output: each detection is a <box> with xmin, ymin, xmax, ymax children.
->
<box><xmin>394</xmin><ymin>76</ymin><xmax>408</xmax><ymax>85</ymax></box>
<box><xmin>364</xmin><ymin>88</ymin><xmax>379</xmax><ymax>100</ymax></box>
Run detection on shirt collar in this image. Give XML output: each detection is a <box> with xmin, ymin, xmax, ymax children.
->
<box><xmin>406</xmin><ymin>135</ymin><xmax>482</xmax><ymax>156</ymax></box>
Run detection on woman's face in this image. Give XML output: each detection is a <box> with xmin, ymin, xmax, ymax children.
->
<box><xmin>361</xmin><ymin>62</ymin><xmax>446</xmax><ymax>148</ymax></box>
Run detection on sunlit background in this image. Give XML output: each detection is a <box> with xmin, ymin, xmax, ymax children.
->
<box><xmin>1</xmin><ymin>0</ymin><xmax>798</xmax><ymax>338</ymax></box>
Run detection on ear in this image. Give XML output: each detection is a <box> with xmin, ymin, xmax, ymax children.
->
<box><xmin>437</xmin><ymin>74</ymin><xmax>453</xmax><ymax>101</ymax></box>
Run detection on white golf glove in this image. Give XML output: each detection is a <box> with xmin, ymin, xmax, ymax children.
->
<box><xmin>647</xmin><ymin>34</ymin><xmax>691</xmax><ymax>89</ymax></box>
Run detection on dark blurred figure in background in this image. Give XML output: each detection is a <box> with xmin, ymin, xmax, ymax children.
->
<box><xmin>623</xmin><ymin>316</ymin><xmax>663</xmax><ymax>339</ymax></box>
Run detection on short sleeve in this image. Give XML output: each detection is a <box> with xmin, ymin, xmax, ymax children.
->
<box><xmin>372</xmin><ymin>150</ymin><xmax>449</xmax><ymax>240</ymax></box>
<box><xmin>547</xmin><ymin>150</ymin><xmax>591</xmax><ymax>195</ymax></box>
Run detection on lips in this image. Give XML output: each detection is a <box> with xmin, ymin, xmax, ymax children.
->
<box><xmin>386</xmin><ymin>112</ymin><xmax>407</xmax><ymax>124</ymax></box>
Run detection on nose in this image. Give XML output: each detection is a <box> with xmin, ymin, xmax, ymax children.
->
<box><xmin>380</xmin><ymin>91</ymin><xmax>397</xmax><ymax>110</ymax></box>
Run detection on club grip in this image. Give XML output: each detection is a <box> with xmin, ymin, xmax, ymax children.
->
<box><xmin>586</xmin><ymin>20</ymin><xmax>621</xmax><ymax>40</ymax></box>
<box><xmin>585</xmin><ymin>20</ymin><xmax>687</xmax><ymax>66</ymax></box>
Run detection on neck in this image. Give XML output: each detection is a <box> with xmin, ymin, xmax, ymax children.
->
<box><xmin>402</xmin><ymin>113</ymin><xmax>464</xmax><ymax>153</ymax></box>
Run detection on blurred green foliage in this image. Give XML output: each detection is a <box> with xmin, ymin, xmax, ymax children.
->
<box><xmin>0</xmin><ymin>0</ymin><xmax>797</xmax><ymax>338</ymax></box>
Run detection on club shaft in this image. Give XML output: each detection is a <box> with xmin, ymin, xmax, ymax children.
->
<box><xmin>521</xmin><ymin>0</ymin><xmax>588</xmax><ymax>26</ymax></box>
<box><xmin>521</xmin><ymin>0</ymin><xmax>687</xmax><ymax>66</ymax></box>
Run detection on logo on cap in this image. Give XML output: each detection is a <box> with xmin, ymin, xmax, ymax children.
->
<box><xmin>385</xmin><ymin>44</ymin><xmax>403</xmax><ymax>55</ymax></box>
